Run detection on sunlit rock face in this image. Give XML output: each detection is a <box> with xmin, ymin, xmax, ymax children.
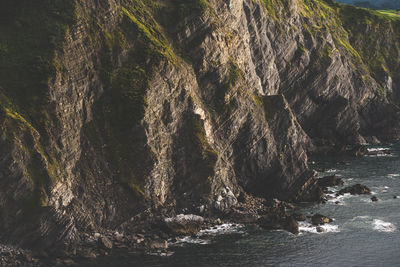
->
<box><xmin>0</xmin><ymin>0</ymin><xmax>399</xmax><ymax>252</ymax></box>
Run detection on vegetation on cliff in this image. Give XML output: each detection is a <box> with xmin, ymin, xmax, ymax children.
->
<box><xmin>338</xmin><ymin>4</ymin><xmax>400</xmax><ymax>99</ymax></box>
<box><xmin>0</xmin><ymin>0</ymin><xmax>400</xmax><ymax>254</ymax></box>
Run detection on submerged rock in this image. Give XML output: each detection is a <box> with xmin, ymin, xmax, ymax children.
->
<box><xmin>258</xmin><ymin>215</ymin><xmax>299</xmax><ymax>235</ymax></box>
<box><xmin>311</xmin><ymin>214</ymin><xmax>333</xmax><ymax>225</ymax></box>
<box><xmin>283</xmin><ymin>217</ymin><xmax>300</xmax><ymax>235</ymax></box>
<box><xmin>339</xmin><ymin>184</ymin><xmax>371</xmax><ymax>195</ymax></box>
<box><xmin>371</xmin><ymin>196</ymin><xmax>379</xmax><ymax>202</ymax></box>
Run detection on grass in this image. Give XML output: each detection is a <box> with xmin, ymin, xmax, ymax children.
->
<box><xmin>121</xmin><ymin>6</ymin><xmax>175</xmax><ymax>61</ymax></box>
<box><xmin>259</xmin><ymin>0</ymin><xmax>278</xmax><ymax>20</ymax></box>
<box><xmin>376</xmin><ymin>10</ymin><xmax>400</xmax><ymax>20</ymax></box>
<box><xmin>0</xmin><ymin>0</ymin><xmax>75</xmax><ymax>127</ymax></box>
<box><xmin>89</xmin><ymin>0</ymin><xmax>184</xmax><ymax>195</ymax></box>
<box><xmin>211</xmin><ymin>60</ymin><xmax>242</xmax><ymax>116</ymax></box>
<box><xmin>337</xmin><ymin>3</ymin><xmax>400</xmax><ymax>94</ymax></box>
<box><xmin>0</xmin><ymin>1</ymin><xmax>75</xmax><ymax>217</ymax></box>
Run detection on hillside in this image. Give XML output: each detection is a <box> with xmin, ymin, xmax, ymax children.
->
<box><xmin>334</xmin><ymin>0</ymin><xmax>400</xmax><ymax>9</ymax></box>
<box><xmin>0</xmin><ymin>0</ymin><xmax>400</xmax><ymax>261</ymax></box>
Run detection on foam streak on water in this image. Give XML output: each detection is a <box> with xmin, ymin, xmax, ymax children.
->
<box><xmin>373</xmin><ymin>219</ymin><xmax>396</xmax><ymax>232</ymax></box>
<box><xmin>367</xmin><ymin>147</ymin><xmax>390</xmax><ymax>152</ymax></box>
<box><xmin>172</xmin><ymin>224</ymin><xmax>243</xmax><ymax>246</ymax></box>
<box><xmin>91</xmin><ymin>143</ymin><xmax>400</xmax><ymax>266</ymax></box>
<box><xmin>298</xmin><ymin>221</ymin><xmax>340</xmax><ymax>234</ymax></box>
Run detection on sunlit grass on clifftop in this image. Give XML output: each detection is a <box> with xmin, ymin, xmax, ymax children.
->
<box><xmin>376</xmin><ymin>9</ymin><xmax>400</xmax><ymax>20</ymax></box>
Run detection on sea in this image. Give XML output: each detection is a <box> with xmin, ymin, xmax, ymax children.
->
<box><xmin>90</xmin><ymin>143</ymin><xmax>400</xmax><ymax>266</ymax></box>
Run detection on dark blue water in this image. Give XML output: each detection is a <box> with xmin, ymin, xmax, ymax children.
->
<box><xmin>92</xmin><ymin>143</ymin><xmax>400</xmax><ymax>266</ymax></box>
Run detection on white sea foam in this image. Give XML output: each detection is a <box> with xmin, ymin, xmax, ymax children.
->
<box><xmin>371</xmin><ymin>186</ymin><xmax>390</xmax><ymax>193</ymax></box>
<box><xmin>172</xmin><ymin>223</ymin><xmax>243</xmax><ymax>246</ymax></box>
<box><xmin>345</xmin><ymin>216</ymin><xmax>373</xmax><ymax>230</ymax></box>
<box><xmin>367</xmin><ymin>147</ymin><xmax>389</xmax><ymax>152</ymax></box>
<box><xmin>326</xmin><ymin>193</ymin><xmax>351</xmax><ymax>204</ymax></box>
<box><xmin>360</xmin><ymin>197</ymin><xmax>377</xmax><ymax>203</ymax></box>
<box><xmin>347</xmin><ymin>217</ymin><xmax>396</xmax><ymax>232</ymax></box>
<box><xmin>387</xmin><ymin>174</ymin><xmax>400</xmax><ymax>178</ymax></box>
<box><xmin>172</xmin><ymin>236</ymin><xmax>211</xmax><ymax>246</ymax></box>
<box><xmin>373</xmin><ymin>219</ymin><xmax>396</xmax><ymax>232</ymax></box>
<box><xmin>147</xmin><ymin>251</ymin><xmax>175</xmax><ymax>257</ymax></box>
<box><xmin>298</xmin><ymin>221</ymin><xmax>339</xmax><ymax>234</ymax></box>
<box><xmin>198</xmin><ymin>223</ymin><xmax>244</xmax><ymax>236</ymax></box>
<box><xmin>325</xmin><ymin>169</ymin><xmax>338</xmax><ymax>173</ymax></box>
<box><xmin>366</xmin><ymin>147</ymin><xmax>392</xmax><ymax>157</ymax></box>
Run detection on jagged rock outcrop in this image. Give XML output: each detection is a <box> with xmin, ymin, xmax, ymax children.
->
<box><xmin>0</xmin><ymin>0</ymin><xmax>399</xmax><ymax>254</ymax></box>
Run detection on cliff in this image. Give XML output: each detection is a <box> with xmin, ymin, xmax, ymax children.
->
<box><xmin>0</xmin><ymin>0</ymin><xmax>399</xmax><ymax>255</ymax></box>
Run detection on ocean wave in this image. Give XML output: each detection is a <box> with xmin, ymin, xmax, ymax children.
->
<box><xmin>326</xmin><ymin>193</ymin><xmax>351</xmax><ymax>204</ymax></box>
<box><xmin>147</xmin><ymin>251</ymin><xmax>175</xmax><ymax>257</ymax></box>
<box><xmin>298</xmin><ymin>221</ymin><xmax>339</xmax><ymax>234</ymax></box>
<box><xmin>173</xmin><ymin>224</ymin><xmax>244</xmax><ymax>246</ymax></box>
<box><xmin>371</xmin><ymin>186</ymin><xmax>390</xmax><ymax>193</ymax></box>
<box><xmin>367</xmin><ymin>147</ymin><xmax>389</xmax><ymax>152</ymax></box>
<box><xmin>366</xmin><ymin>147</ymin><xmax>392</xmax><ymax>157</ymax></box>
<box><xmin>367</xmin><ymin>154</ymin><xmax>393</xmax><ymax>157</ymax></box>
<box><xmin>346</xmin><ymin>217</ymin><xmax>396</xmax><ymax>232</ymax></box>
<box><xmin>373</xmin><ymin>219</ymin><xmax>396</xmax><ymax>232</ymax></box>
<box><xmin>350</xmin><ymin>215</ymin><xmax>370</xmax><ymax>221</ymax></box>
<box><xmin>360</xmin><ymin>197</ymin><xmax>378</xmax><ymax>203</ymax></box>
<box><xmin>325</xmin><ymin>169</ymin><xmax>338</xmax><ymax>173</ymax></box>
<box><xmin>198</xmin><ymin>223</ymin><xmax>244</xmax><ymax>236</ymax></box>
<box><xmin>172</xmin><ymin>236</ymin><xmax>211</xmax><ymax>246</ymax></box>
<box><xmin>387</xmin><ymin>174</ymin><xmax>400</xmax><ymax>178</ymax></box>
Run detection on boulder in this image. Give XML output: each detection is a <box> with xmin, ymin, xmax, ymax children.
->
<box><xmin>80</xmin><ymin>249</ymin><xmax>97</xmax><ymax>259</ymax></box>
<box><xmin>316</xmin><ymin>226</ymin><xmax>325</xmax><ymax>233</ymax></box>
<box><xmin>293</xmin><ymin>213</ymin><xmax>307</xmax><ymax>221</ymax></box>
<box><xmin>348</xmin><ymin>145</ymin><xmax>368</xmax><ymax>156</ymax></box>
<box><xmin>282</xmin><ymin>216</ymin><xmax>299</xmax><ymax>235</ymax></box>
<box><xmin>214</xmin><ymin>187</ymin><xmax>238</xmax><ymax>211</ymax></box>
<box><xmin>296</xmin><ymin>184</ymin><xmax>324</xmax><ymax>202</ymax></box>
<box><xmin>147</xmin><ymin>240</ymin><xmax>168</xmax><ymax>250</ymax></box>
<box><xmin>163</xmin><ymin>214</ymin><xmax>204</xmax><ymax>236</ymax></box>
<box><xmin>311</xmin><ymin>214</ymin><xmax>332</xmax><ymax>225</ymax></box>
<box><xmin>258</xmin><ymin>215</ymin><xmax>299</xmax><ymax>235</ymax></box>
<box><xmin>317</xmin><ymin>175</ymin><xmax>344</xmax><ymax>187</ymax></box>
<box><xmin>371</xmin><ymin>196</ymin><xmax>378</xmax><ymax>202</ymax></box>
<box><xmin>63</xmin><ymin>259</ymin><xmax>75</xmax><ymax>266</ymax></box>
<box><xmin>226</xmin><ymin>209</ymin><xmax>258</xmax><ymax>223</ymax></box>
<box><xmin>98</xmin><ymin>236</ymin><xmax>113</xmax><ymax>250</ymax></box>
<box><xmin>339</xmin><ymin>184</ymin><xmax>371</xmax><ymax>195</ymax></box>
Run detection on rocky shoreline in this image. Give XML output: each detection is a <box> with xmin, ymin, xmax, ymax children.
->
<box><xmin>0</xmin><ymin>187</ymin><xmax>366</xmax><ymax>264</ymax></box>
<box><xmin>2</xmin><ymin>0</ymin><xmax>400</xmax><ymax>265</ymax></box>
<box><xmin>0</xmin><ymin>145</ymin><xmax>392</xmax><ymax>266</ymax></box>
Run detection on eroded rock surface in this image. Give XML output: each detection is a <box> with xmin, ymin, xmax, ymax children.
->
<box><xmin>0</xmin><ymin>0</ymin><xmax>399</xmax><ymax>257</ymax></box>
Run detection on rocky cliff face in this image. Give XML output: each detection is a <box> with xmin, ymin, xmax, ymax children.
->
<box><xmin>0</xmin><ymin>0</ymin><xmax>399</xmax><ymax>252</ymax></box>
